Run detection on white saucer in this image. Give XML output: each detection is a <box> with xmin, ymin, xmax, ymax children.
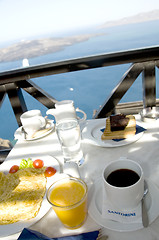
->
<box><xmin>14</xmin><ymin>120</ymin><xmax>54</xmax><ymax>141</ymax></box>
<box><xmin>82</xmin><ymin>119</ymin><xmax>144</xmax><ymax>147</ymax></box>
<box><xmin>88</xmin><ymin>178</ymin><xmax>159</xmax><ymax>232</ymax></box>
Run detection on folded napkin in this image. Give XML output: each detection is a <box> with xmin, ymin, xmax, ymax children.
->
<box><xmin>17</xmin><ymin>228</ymin><xmax>99</xmax><ymax>240</ymax></box>
<box><xmin>102</xmin><ymin>184</ymin><xmax>142</xmax><ymax>223</ymax></box>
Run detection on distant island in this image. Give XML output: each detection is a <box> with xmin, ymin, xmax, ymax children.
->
<box><xmin>0</xmin><ymin>33</ymin><xmax>104</xmax><ymax>63</ymax></box>
<box><xmin>0</xmin><ymin>9</ymin><xmax>159</xmax><ymax>63</ymax></box>
<box><xmin>100</xmin><ymin>9</ymin><xmax>159</xmax><ymax>28</ymax></box>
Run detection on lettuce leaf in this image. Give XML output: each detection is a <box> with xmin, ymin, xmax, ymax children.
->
<box><xmin>19</xmin><ymin>158</ymin><xmax>33</xmax><ymax>169</ymax></box>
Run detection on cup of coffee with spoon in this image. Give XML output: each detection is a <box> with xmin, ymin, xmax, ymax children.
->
<box><xmin>103</xmin><ymin>159</ymin><xmax>144</xmax><ymax>210</ymax></box>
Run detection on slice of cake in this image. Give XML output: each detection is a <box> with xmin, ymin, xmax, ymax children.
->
<box><xmin>101</xmin><ymin>114</ymin><xmax>136</xmax><ymax>140</ymax></box>
<box><xmin>110</xmin><ymin>114</ymin><xmax>129</xmax><ymax>131</ymax></box>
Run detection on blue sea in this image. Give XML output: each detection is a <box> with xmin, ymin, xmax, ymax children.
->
<box><xmin>1</xmin><ymin>20</ymin><xmax>159</xmax><ymax>142</ymax></box>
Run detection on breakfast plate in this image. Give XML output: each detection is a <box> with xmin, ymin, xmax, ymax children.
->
<box><xmin>82</xmin><ymin>119</ymin><xmax>145</xmax><ymax>147</ymax></box>
<box><xmin>88</xmin><ymin>178</ymin><xmax>159</xmax><ymax>232</ymax></box>
<box><xmin>14</xmin><ymin>120</ymin><xmax>54</xmax><ymax>141</ymax></box>
<box><xmin>0</xmin><ymin>155</ymin><xmax>60</xmax><ymax>237</ymax></box>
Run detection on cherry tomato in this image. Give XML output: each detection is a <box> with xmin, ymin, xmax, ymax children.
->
<box><xmin>45</xmin><ymin>167</ymin><xmax>56</xmax><ymax>177</ymax></box>
<box><xmin>33</xmin><ymin>159</ymin><xmax>44</xmax><ymax>168</ymax></box>
<box><xmin>9</xmin><ymin>165</ymin><xmax>19</xmax><ymax>173</ymax></box>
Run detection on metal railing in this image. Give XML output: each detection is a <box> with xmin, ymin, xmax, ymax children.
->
<box><xmin>0</xmin><ymin>45</ymin><xmax>159</xmax><ymax>125</ymax></box>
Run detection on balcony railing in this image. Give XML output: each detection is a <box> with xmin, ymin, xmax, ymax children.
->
<box><xmin>0</xmin><ymin>45</ymin><xmax>159</xmax><ymax>126</ymax></box>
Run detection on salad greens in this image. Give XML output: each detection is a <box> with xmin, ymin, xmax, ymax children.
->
<box><xmin>19</xmin><ymin>158</ymin><xmax>33</xmax><ymax>169</ymax></box>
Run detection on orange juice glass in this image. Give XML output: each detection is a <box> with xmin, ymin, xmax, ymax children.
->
<box><xmin>47</xmin><ymin>177</ymin><xmax>88</xmax><ymax>229</ymax></box>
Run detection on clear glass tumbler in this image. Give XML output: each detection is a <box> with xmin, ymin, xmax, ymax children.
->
<box><xmin>56</xmin><ymin>119</ymin><xmax>83</xmax><ymax>163</ymax></box>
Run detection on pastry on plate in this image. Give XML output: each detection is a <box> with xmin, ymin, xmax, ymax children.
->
<box><xmin>101</xmin><ymin>114</ymin><xmax>136</xmax><ymax>140</ymax></box>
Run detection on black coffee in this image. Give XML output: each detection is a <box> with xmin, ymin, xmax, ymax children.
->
<box><xmin>106</xmin><ymin>169</ymin><xmax>140</xmax><ymax>187</ymax></box>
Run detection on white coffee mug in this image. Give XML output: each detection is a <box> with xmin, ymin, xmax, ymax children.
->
<box><xmin>103</xmin><ymin>159</ymin><xmax>144</xmax><ymax>210</ymax></box>
<box><xmin>20</xmin><ymin>110</ymin><xmax>46</xmax><ymax>135</ymax></box>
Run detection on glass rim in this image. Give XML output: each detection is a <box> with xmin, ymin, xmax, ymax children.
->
<box><xmin>46</xmin><ymin>177</ymin><xmax>88</xmax><ymax>209</ymax></box>
<box><xmin>56</xmin><ymin>118</ymin><xmax>78</xmax><ymax>125</ymax></box>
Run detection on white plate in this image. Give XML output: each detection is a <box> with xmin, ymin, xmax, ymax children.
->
<box><xmin>88</xmin><ymin>178</ymin><xmax>159</xmax><ymax>232</ymax></box>
<box><xmin>14</xmin><ymin>120</ymin><xmax>54</xmax><ymax>141</ymax></box>
<box><xmin>0</xmin><ymin>155</ymin><xmax>60</xmax><ymax>237</ymax></box>
<box><xmin>82</xmin><ymin>119</ymin><xmax>144</xmax><ymax>147</ymax></box>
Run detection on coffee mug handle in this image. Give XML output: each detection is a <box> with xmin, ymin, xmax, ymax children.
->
<box><xmin>37</xmin><ymin>116</ymin><xmax>46</xmax><ymax>128</ymax></box>
<box><xmin>75</xmin><ymin>108</ymin><xmax>87</xmax><ymax>122</ymax></box>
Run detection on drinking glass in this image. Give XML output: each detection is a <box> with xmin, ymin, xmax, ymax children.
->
<box><xmin>56</xmin><ymin>119</ymin><xmax>83</xmax><ymax>163</ymax></box>
<box><xmin>47</xmin><ymin>177</ymin><xmax>88</xmax><ymax>229</ymax></box>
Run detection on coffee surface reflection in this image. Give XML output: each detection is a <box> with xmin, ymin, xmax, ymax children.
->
<box><xmin>106</xmin><ymin>169</ymin><xmax>140</xmax><ymax>187</ymax></box>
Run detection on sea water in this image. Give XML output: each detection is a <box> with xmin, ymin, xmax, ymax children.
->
<box><xmin>0</xmin><ymin>20</ymin><xmax>159</xmax><ymax>141</ymax></box>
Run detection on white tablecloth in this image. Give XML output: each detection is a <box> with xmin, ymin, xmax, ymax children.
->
<box><xmin>1</xmin><ymin>115</ymin><xmax>159</xmax><ymax>240</ymax></box>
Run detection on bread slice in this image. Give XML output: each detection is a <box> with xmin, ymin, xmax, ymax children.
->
<box><xmin>0</xmin><ymin>168</ymin><xmax>46</xmax><ymax>225</ymax></box>
<box><xmin>101</xmin><ymin>115</ymin><xmax>136</xmax><ymax>140</ymax></box>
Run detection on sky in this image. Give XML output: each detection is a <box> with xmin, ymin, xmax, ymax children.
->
<box><xmin>0</xmin><ymin>0</ymin><xmax>159</xmax><ymax>44</ymax></box>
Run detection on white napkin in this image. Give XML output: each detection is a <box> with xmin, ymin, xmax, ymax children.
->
<box><xmin>102</xmin><ymin>183</ymin><xmax>142</xmax><ymax>223</ymax></box>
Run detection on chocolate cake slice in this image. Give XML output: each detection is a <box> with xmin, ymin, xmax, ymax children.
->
<box><xmin>101</xmin><ymin>115</ymin><xmax>136</xmax><ymax>140</ymax></box>
<box><xmin>110</xmin><ymin>114</ymin><xmax>129</xmax><ymax>131</ymax></box>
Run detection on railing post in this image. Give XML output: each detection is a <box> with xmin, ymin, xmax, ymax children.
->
<box><xmin>94</xmin><ymin>63</ymin><xmax>144</xmax><ymax>118</ymax></box>
<box><xmin>0</xmin><ymin>85</ymin><xmax>6</xmax><ymax>107</ymax></box>
<box><xmin>5</xmin><ymin>83</ymin><xmax>27</xmax><ymax>126</ymax></box>
<box><xmin>16</xmin><ymin>79</ymin><xmax>58</xmax><ymax>109</ymax></box>
<box><xmin>142</xmin><ymin>61</ymin><xmax>156</xmax><ymax>108</ymax></box>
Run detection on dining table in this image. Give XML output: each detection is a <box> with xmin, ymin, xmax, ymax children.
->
<box><xmin>1</xmin><ymin>114</ymin><xmax>159</xmax><ymax>240</ymax></box>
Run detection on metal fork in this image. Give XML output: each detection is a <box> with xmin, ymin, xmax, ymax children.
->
<box><xmin>96</xmin><ymin>228</ymin><xmax>108</xmax><ymax>240</ymax></box>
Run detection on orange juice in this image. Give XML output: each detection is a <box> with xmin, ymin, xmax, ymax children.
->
<box><xmin>47</xmin><ymin>177</ymin><xmax>88</xmax><ymax>229</ymax></box>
